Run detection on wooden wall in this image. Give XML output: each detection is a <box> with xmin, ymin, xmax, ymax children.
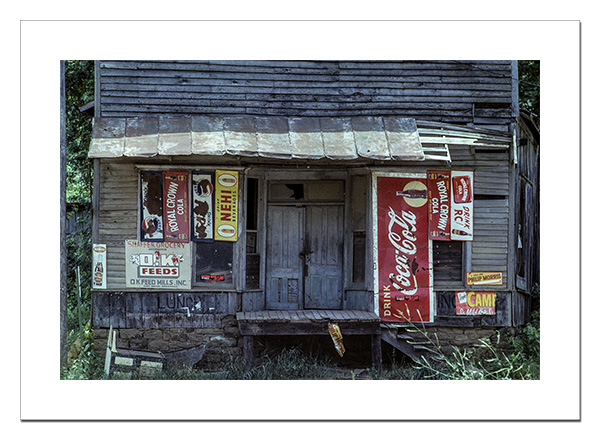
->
<box><xmin>97</xmin><ymin>60</ymin><xmax>515</xmax><ymax>125</ymax></box>
<box><xmin>96</xmin><ymin>151</ymin><xmax>512</xmax><ymax>293</ymax></box>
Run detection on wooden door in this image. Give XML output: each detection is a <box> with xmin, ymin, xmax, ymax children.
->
<box><xmin>266</xmin><ymin>206</ymin><xmax>305</xmax><ymax>310</ymax></box>
<box><xmin>304</xmin><ymin>205</ymin><xmax>344</xmax><ymax>309</ymax></box>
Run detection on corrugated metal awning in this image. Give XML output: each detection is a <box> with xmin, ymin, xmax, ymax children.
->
<box><xmin>88</xmin><ymin>116</ymin><xmax>512</xmax><ymax>162</ymax></box>
<box><xmin>88</xmin><ymin>116</ymin><xmax>435</xmax><ymax>161</ymax></box>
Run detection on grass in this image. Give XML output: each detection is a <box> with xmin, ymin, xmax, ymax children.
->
<box><xmin>63</xmin><ymin>330</ymin><xmax>539</xmax><ymax>380</ymax></box>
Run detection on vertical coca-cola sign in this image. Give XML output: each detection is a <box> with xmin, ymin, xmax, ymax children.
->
<box><xmin>373</xmin><ymin>173</ymin><xmax>433</xmax><ymax>323</ymax></box>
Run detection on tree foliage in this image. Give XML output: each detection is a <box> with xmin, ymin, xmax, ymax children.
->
<box><xmin>65</xmin><ymin>60</ymin><xmax>94</xmax><ymax>204</ymax></box>
<box><xmin>518</xmin><ymin>60</ymin><xmax>540</xmax><ymax>121</ymax></box>
<box><xmin>63</xmin><ymin>61</ymin><xmax>95</xmax><ymax>379</ymax></box>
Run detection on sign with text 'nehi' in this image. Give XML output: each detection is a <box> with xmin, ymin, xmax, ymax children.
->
<box><xmin>214</xmin><ymin>170</ymin><xmax>239</xmax><ymax>242</ymax></box>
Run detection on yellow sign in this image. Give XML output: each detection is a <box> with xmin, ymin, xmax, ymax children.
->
<box><xmin>466</xmin><ymin>272</ymin><xmax>503</xmax><ymax>286</ymax></box>
<box><xmin>214</xmin><ymin>170</ymin><xmax>239</xmax><ymax>242</ymax></box>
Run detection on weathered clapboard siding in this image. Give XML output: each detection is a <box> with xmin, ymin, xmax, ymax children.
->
<box><xmin>98</xmin><ymin>60</ymin><xmax>515</xmax><ymax>125</ymax></box>
<box><xmin>98</xmin><ymin>162</ymin><xmax>138</xmax><ymax>290</ymax></box>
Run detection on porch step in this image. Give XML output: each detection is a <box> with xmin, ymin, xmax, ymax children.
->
<box><xmin>380</xmin><ymin>324</ymin><xmax>444</xmax><ymax>362</ymax></box>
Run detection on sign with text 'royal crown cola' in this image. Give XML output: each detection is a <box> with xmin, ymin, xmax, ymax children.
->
<box><xmin>427</xmin><ymin>170</ymin><xmax>452</xmax><ymax>240</ymax></box>
<box><xmin>428</xmin><ymin>170</ymin><xmax>474</xmax><ymax>241</ymax></box>
<box><xmin>373</xmin><ymin>173</ymin><xmax>433</xmax><ymax>323</ymax></box>
<box><xmin>163</xmin><ymin>171</ymin><xmax>189</xmax><ymax>243</ymax></box>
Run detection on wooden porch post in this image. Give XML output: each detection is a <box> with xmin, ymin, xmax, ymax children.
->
<box><xmin>371</xmin><ymin>333</ymin><xmax>382</xmax><ymax>370</ymax></box>
<box><xmin>243</xmin><ymin>335</ymin><xmax>254</xmax><ymax>370</ymax></box>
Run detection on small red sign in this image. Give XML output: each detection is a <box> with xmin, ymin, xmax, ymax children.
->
<box><xmin>163</xmin><ymin>171</ymin><xmax>189</xmax><ymax>242</ymax></box>
<box><xmin>375</xmin><ymin>175</ymin><xmax>432</xmax><ymax>323</ymax></box>
<box><xmin>452</xmin><ymin>175</ymin><xmax>472</xmax><ymax>204</ymax></box>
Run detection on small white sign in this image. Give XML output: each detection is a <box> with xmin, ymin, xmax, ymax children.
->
<box><xmin>125</xmin><ymin>240</ymin><xmax>191</xmax><ymax>289</ymax></box>
<box><xmin>92</xmin><ymin>244</ymin><xmax>107</xmax><ymax>289</ymax></box>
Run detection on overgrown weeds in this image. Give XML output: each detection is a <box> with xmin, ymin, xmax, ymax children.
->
<box><xmin>394</xmin><ymin>286</ymin><xmax>540</xmax><ymax>380</ymax></box>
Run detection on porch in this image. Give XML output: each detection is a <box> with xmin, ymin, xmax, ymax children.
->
<box><xmin>236</xmin><ymin>310</ymin><xmax>381</xmax><ymax>370</ymax></box>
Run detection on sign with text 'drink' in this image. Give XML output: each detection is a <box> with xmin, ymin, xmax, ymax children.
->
<box><xmin>373</xmin><ymin>173</ymin><xmax>433</xmax><ymax>323</ymax></box>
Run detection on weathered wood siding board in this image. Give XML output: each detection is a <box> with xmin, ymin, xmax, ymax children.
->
<box><xmin>98</xmin><ymin>61</ymin><xmax>514</xmax><ymax>125</ymax></box>
<box><xmin>97</xmin><ymin>161</ymin><xmax>138</xmax><ymax>289</ymax></box>
<box><xmin>92</xmin><ymin>291</ymin><xmax>229</xmax><ymax>328</ymax></box>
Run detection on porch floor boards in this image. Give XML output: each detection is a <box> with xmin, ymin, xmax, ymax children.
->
<box><xmin>236</xmin><ymin>310</ymin><xmax>380</xmax><ymax>324</ymax></box>
<box><xmin>236</xmin><ymin>310</ymin><xmax>382</xmax><ymax>370</ymax></box>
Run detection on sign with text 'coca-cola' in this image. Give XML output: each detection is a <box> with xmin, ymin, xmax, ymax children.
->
<box><xmin>373</xmin><ymin>173</ymin><xmax>433</xmax><ymax>323</ymax></box>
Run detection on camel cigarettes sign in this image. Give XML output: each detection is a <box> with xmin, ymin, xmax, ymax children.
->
<box><xmin>373</xmin><ymin>173</ymin><xmax>433</xmax><ymax>323</ymax></box>
<box><xmin>455</xmin><ymin>291</ymin><xmax>497</xmax><ymax>315</ymax></box>
<box><xmin>125</xmin><ymin>240</ymin><xmax>191</xmax><ymax>289</ymax></box>
<box><xmin>214</xmin><ymin>170</ymin><xmax>239</xmax><ymax>242</ymax></box>
<box><xmin>467</xmin><ymin>272</ymin><xmax>503</xmax><ymax>286</ymax></box>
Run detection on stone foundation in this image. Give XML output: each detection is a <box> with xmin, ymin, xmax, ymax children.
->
<box><xmin>405</xmin><ymin>326</ymin><xmax>517</xmax><ymax>356</ymax></box>
<box><xmin>93</xmin><ymin>315</ymin><xmax>243</xmax><ymax>369</ymax></box>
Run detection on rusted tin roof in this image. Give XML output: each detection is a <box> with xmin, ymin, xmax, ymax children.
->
<box><xmin>88</xmin><ymin>115</ymin><xmax>432</xmax><ymax>161</ymax></box>
<box><xmin>88</xmin><ymin>116</ymin><xmax>512</xmax><ymax>162</ymax></box>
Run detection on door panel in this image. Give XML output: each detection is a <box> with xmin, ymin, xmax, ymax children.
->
<box><xmin>304</xmin><ymin>205</ymin><xmax>344</xmax><ymax>309</ymax></box>
<box><xmin>266</xmin><ymin>206</ymin><xmax>304</xmax><ymax>310</ymax></box>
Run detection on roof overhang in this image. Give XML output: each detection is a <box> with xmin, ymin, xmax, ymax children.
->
<box><xmin>88</xmin><ymin>116</ymin><xmax>511</xmax><ymax>162</ymax></box>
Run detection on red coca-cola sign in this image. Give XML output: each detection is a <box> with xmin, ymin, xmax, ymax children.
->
<box><xmin>375</xmin><ymin>175</ymin><xmax>432</xmax><ymax>323</ymax></box>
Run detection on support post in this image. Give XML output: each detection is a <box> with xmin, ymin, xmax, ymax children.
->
<box><xmin>243</xmin><ymin>335</ymin><xmax>254</xmax><ymax>370</ymax></box>
<box><xmin>371</xmin><ymin>333</ymin><xmax>382</xmax><ymax>371</ymax></box>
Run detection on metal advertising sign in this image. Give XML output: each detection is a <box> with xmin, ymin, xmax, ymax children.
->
<box><xmin>192</xmin><ymin>171</ymin><xmax>215</xmax><ymax>241</ymax></box>
<box><xmin>214</xmin><ymin>170</ymin><xmax>239</xmax><ymax>242</ymax></box>
<box><xmin>125</xmin><ymin>240</ymin><xmax>191</xmax><ymax>289</ymax></box>
<box><xmin>163</xmin><ymin>171</ymin><xmax>189</xmax><ymax>243</ymax></box>
<box><xmin>466</xmin><ymin>272</ymin><xmax>503</xmax><ymax>286</ymax></box>
<box><xmin>92</xmin><ymin>244</ymin><xmax>107</xmax><ymax>289</ymax></box>
<box><xmin>373</xmin><ymin>173</ymin><xmax>433</xmax><ymax>323</ymax></box>
<box><xmin>427</xmin><ymin>170</ymin><xmax>452</xmax><ymax>240</ymax></box>
<box><xmin>450</xmin><ymin>170</ymin><xmax>474</xmax><ymax>241</ymax></box>
<box><xmin>455</xmin><ymin>291</ymin><xmax>497</xmax><ymax>315</ymax></box>
<box><xmin>140</xmin><ymin>171</ymin><xmax>164</xmax><ymax>241</ymax></box>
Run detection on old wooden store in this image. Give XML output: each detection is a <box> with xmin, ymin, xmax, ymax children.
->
<box><xmin>88</xmin><ymin>60</ymin><xmax>539</xmax><ymax>371</ymax></box>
